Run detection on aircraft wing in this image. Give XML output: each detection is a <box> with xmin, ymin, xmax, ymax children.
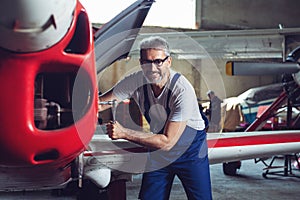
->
<box><xmin>87</xmin><ymin>129</ymin><xmax>300</xmax><ymax>171</ymax></box>
<box><xmin>207</xmin><ymin>130</ymin><xmax>300</xmax><ymax>164</ymax></box>
<box><xmin>94</xmin><ymin>0</ymin><xmax>154</xmax><ymax>73</ymax></box>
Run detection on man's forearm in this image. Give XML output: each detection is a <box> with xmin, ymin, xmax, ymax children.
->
<box><xmin>123</xmin><ymin>128</ymin><xmax>170</xmax><ymax>151</ymax></box>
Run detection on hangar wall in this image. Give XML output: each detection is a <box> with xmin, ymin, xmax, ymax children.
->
<box><xmin>98</xmin><ymin>0</ymin><xmax>300</xmax><ymax>102</ymax></box>
<box><xmin>98</xmin><ymin>28</ymin><xmax>300</xmax><ymax>101</ymax></box>
<box><xmin>97</xmin><ymin>56</ymin><xmax>277</xmax><ymax>102</ymax></box>
<box><xmin>196</xmin><ymin>0</ymin><xmax>300</xmax><ymax>30</ymax></box>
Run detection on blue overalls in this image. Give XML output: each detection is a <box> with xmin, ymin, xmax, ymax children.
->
<box><xmin>139</xmin><ymin>74</ymin><xmax>212</xmax><ymax>200</ymax></box>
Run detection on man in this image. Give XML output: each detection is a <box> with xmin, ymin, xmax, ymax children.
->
<box><xmin>206</xmin><ymin>90</ymin><xmax>222</xmax><ymax>132</ymax></box>
<box><xmin>99</xmin><ymin>36</ymin><xmax>212</xmax><ymax>200</ymax></box>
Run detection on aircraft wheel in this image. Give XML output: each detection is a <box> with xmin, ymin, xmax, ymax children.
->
<box><xmin>107</xmin><ymin>180</ymin><xmax>127</xmax><ymax>200</ymax></box>
<box><xmin>77</xmin><ymin>180</ymin><xmax>108</xmax><ymax>200</ymax></box>
<box><xmin>223</xmin><ymin>161</ymin><xmax>241</xmax><ymax>176</ymax></box>
<box><xmin>262</xmin><ymin>172</ymin><xmax>268</xmax><ymax>179</ymax></box>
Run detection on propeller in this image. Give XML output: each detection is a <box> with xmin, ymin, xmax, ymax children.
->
<box><xmin>226</xmin><ymin>46</ymin><xmax>300</xmax><ymax>87</ymax></box>
<box><xmin>226</xmin><ymin>62</ymin><xmax>300</xmax><ymax>76</ymax></box>
<box><xmin>226</xmin><ymin>46</ymin><xmax>300</xmax><ymax>76</ymax></box>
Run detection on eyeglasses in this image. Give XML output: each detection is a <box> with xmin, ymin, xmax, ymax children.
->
<box><xmin>140</xmin><ymin>56</ymin><xmax>169</xmax><ymax>67</ymax></box>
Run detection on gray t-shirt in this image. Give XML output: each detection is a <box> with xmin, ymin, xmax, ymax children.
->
<box><xmin>112</xmin><ymin>70</ymin><xmax>205</xmax><ymax>132</ymax></box>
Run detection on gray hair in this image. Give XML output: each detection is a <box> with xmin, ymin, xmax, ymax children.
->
<box><xmin>139</xmin><ymin>36</ymin><xmax>170</xmax><ymax>56</ymax></box>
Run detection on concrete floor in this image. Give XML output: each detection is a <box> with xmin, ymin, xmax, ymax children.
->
<box><xmin>0</xmin><ymin>157</ymin><xmax>299</xmax><ymax>199</ymax></box>
<box><xmin>127</xmin><ymin>157</ymin><xmax>300</xmax><ymax>200</ymax></box>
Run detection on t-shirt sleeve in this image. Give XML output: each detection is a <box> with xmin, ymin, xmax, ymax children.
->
<box><xmin>112</xmin><ymin>72</ymin><xmax>143</xmax><ymax>101</ymax></box>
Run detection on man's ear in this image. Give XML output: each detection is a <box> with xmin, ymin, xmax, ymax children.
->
<box><xmin>167</xmin><ymin>56</ymin><xmax>172</xmax><ymax>66</ymax></box>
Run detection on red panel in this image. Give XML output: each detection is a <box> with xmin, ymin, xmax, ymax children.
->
<box><xmin>207</xmin><ymin>132</ymin><xmax>300</xmax><ymax>148</ymax></box>
<box><xmin>0</xmin><ymin>2</ymin><xmax>97</xmax><ymax>167</ymax></box>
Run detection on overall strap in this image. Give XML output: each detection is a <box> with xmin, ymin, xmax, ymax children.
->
<box><xmin>143</xmin><ymin>82</ymin><xmax>151</xmax><ymax>123</ymax></box>
<box><xmin>143</xmin><ymin>73</ymin><xmax>181</xmax><ymax>125</ymax></box>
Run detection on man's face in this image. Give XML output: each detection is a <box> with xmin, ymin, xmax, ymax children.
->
<box><xmin>140</xmin><ymin>49</ymin><xmax>171</xmax><ymax>85</ymax></box>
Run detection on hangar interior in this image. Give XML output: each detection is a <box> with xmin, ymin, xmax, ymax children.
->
<box><xmin>97</xmin><ymin>0</ymin><xmax>300</xmax><ymax>131</ymax></box>
<box><xmin>98</xmin><ymin>0</ymin><xmax>300</xmax><ymax>97</ymax></box>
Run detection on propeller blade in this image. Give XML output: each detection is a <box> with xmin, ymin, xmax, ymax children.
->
<box><xmin>226</xmin><ymin>61</ymin><xmax>300</xmax><ymax>76</ymax></box>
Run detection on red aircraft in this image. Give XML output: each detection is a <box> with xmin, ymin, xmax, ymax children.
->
<box><xmin>0</xmin><ymin>0</ymin><xmax>300</xmax><ymax>199</ymax></box>
<box><xmin>0</xmin><ymin>0</ymin><xmax>154</xmax><ymax>198</ymax></box>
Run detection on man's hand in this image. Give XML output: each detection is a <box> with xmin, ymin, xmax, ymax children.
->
<box><xmin>106</xmin><ymin>120</ymin><xmax>187</xmax><ymax>151</ymax></box>
<box><xmin>106</xmin><ymin>121</ymin><xmax>127</xmax><ymax>140</ymax></box>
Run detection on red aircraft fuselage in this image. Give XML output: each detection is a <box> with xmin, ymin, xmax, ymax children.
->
<box><xmin>0</xmin><ymin>1</ymin><xmax>97</xmax><ymax>168</ymax></box>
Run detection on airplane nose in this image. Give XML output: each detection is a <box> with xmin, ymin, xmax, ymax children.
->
<box><xmin>0</xmin><ymin>0</ymin><xmax>76</xmax><ymax>52</ymax></box>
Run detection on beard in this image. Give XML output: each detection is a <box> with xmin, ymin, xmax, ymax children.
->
<box><xmin>144</xmin><ymin>71</ymin><xmax>164</xmax><ymax>84</ymax></box>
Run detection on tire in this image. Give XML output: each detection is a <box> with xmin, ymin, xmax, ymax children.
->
<box><xmin>223</xmin><ymin>161</ymin><xmax>241</xmax><ymax>176</ymax></box>
<box><xmin>77</xmin><ymin>180</ymin><xmax>108</xmax><ymax>200</ymax></box>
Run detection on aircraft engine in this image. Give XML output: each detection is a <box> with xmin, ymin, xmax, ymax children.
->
<box><xmin>0</xmin><ymin>0</ymin><xmax>154</xmax><ymax>192</ymax></box>
<box><xmin>0</xmin><ymin>0</ymin><xmax>76</xmax><ymax>52</ymax></box>
<box><xmin>0</xmin><ymin>0</ymin><xmax>98</xmax><ymax>169</ymax></box>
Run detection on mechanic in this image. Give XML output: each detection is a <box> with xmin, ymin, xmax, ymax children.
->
<box><xmin>206</xmin><ymin>90</ymin><xmax>222</xmax><ymax>132</ymax></box>
<box><xmin>99</xmin><ymin>36</ymin><xmax>212</xmax><ymax>200</ymax></box>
